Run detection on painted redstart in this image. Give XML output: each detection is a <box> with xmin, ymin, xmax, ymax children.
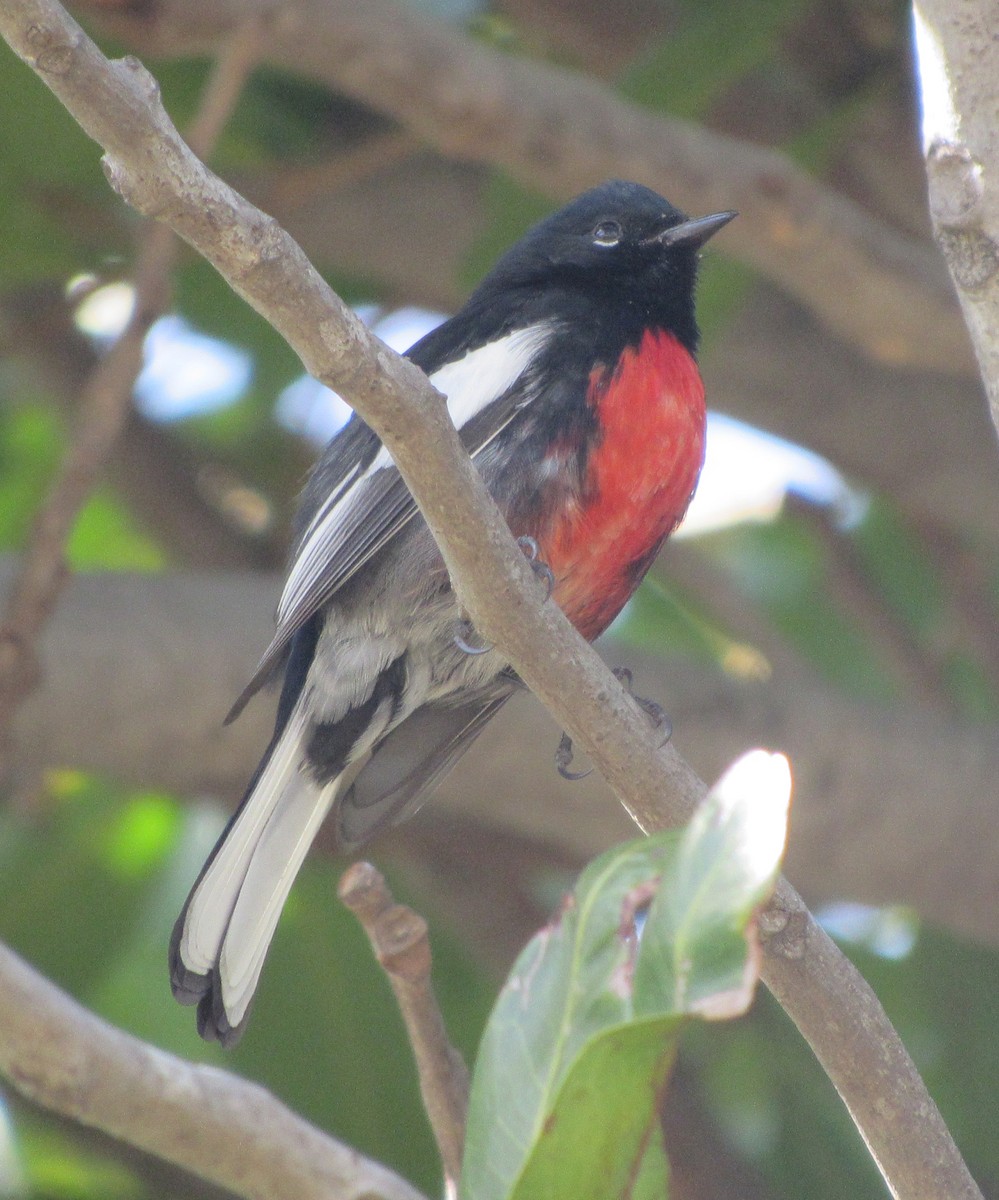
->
<box><xmin>170</xmin><ymin>179</ymin><xmax>734</xmax><ymax>1044</ymax></box>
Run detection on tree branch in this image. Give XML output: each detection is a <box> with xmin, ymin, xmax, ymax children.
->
<box><xmin>914</xmin><ymin>0</ymin><xmax>999</xmax><ymax>440</ymax></box>
<box><xmin>0</xmin><ymin>5</ymin><xmax>982</xmax><ymax>1198</ymax></box>
<box><xmin>0</xmin><ymin>939</ymin><xmax>428</xmax><ymax>1200</ymax></box>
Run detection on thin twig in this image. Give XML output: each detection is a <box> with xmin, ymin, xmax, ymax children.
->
<box><xmin>0</xmin><ymin>6</ymin><xmax>983</xmax><ymax>1199</ymax></box>
<box><xmin>0</xmin><ymin>14</ymin><xmax>265</xmax><ymax>757</ymax></box>
<box><xmin>0</xmin><ymin>939</ymin><xmax>427</xmax><ymax>1200</ymax></box>
<box><xmin>183</xmin><ymin>15</ymin><xmax>266</xmax><ymax>160</ymax></box>
<box><xmin>340</xmin><ymin>862</ymin><xmax>470</xmax><ymax>1185</ymax></box>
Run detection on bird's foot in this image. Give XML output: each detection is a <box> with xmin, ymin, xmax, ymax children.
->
<box><xmin>612</xmin><ymin>667</ymin><xmax>672</xmax><ymax>743</ymax></box>
<box><xmin>556</xmin><ymin>731</ymin><xmax>592</xmax><ymax>780</ymax></box>
<box><xmin>454</xmin><ymin>537</ymin><xmax>555</xmax><ymax>656</ymax></box>
<box><xmin>515</xmin><ymin>535</ymin><xmax>555</xmax><ymax>601</ymax></box>
<box><xmin>454</xmin><ymin>617</ymin><xmax>492</xmax><ymax>656</ymax></box>
<box><xmin>555</xmin><ymin>668</ymin><xmax>672</xmax><ymax>781</ymax></box>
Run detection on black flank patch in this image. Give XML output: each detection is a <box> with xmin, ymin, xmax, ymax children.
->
<box><xmin>306</xmin><ymin>653</ymin><xmax>407</xmax><ymax>784</ymax></box>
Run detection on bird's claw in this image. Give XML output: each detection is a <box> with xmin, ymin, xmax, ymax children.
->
<box><xmin>455</xmin><ymin>536</ymin><xmax>555</xmax><ymax>657</ymax></box>
<box><xmin>516</xmin><ymin>536</ymin><xmax>555</xmax><ymax>601</ymax></box>
<box><xmin>454</xmin><ymin>618</ymin><xmax>492</xmax><ymax>656</ymax></box>
<box><xmin>613</xmin><ymin>666</ymin><xmax>672</xmax><ymax>743</ymax></box>
<box><xmin>555</xmin><ymin>670</ymin><xmax>672</xmax><ymax>781</ymax></box>
<box><xmin>556</xmin><ymin>731</ymin><xmax>591</xmax><ymax>780</ymax></box>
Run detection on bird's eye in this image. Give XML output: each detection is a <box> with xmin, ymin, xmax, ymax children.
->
<box><xmin>592</xmin><ymin>220</ymin><xmax>622</xmax><ymax>247</ymax></box>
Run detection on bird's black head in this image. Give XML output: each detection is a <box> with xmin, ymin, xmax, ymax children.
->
<box><xmin>470</xmin><ymin>180</ymin><xmax>735</xmax><ymax>356</ymax></box>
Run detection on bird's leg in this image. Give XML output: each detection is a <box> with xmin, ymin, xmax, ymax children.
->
<box><xmin>454</xmin><ymin>536</ymin><xmax>555</xmax><ymax>656</ymax></box>
<box><xmin>555</xmin><ymin>668</ymin><xmax>671</xmax><ymax>782</ymax></box>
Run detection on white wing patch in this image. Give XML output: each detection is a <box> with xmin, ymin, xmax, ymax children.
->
<box><xmin>366</xmin><ymin>323</ymin><xmax>553</xmax><ymax>474</ymax></box>
<box><xmin>276</xmin><ymin>322</ymin><xmax>553</xmax><ymax>629</ymax></box>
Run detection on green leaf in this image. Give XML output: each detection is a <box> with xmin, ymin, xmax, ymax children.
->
<box><xmin>460</xmin><ymin>751</ymin><xmax>790</xmax><ymax>1200</ymax></box>
<box><xmin>509</xmin><ymin>1020</ymin><xmax>677</xmax><ymax>1200</ymax></box>
<box><xmin>634</xmin><ymin>750</ymin><xmax>790</xmax><ymax>1019</ymax></box>
<box><xmin>465</xmin><ymin>840</ymin><xmax>679</xmax><ymax>1163</ymax></box>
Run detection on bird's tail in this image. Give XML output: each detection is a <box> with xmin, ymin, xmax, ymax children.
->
<box><xmin>169</xmin><ymin>703</ymin><xmax>340</xmax><ymax>1045</ymax></box>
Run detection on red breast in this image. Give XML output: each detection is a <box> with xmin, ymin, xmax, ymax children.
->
<box><xmin>540</xmin><ymin>328</ymin><xmax>706</xmax><ymax>641</ymax></box>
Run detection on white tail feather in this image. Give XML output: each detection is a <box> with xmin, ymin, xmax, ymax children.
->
<box><xmin>174</xmin><ymin>705</ymin><xmax>326</xmax><ymax>988</ymax></box>
<box><xmin>217</xmin><ymin>768</ymin><xmax>341</xmax><ymax>1027</ymax></box>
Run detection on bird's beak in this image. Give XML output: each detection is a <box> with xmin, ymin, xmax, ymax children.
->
<box><xmin>656</xmin><ymin>210</ymin><xmax>737</xmax><ymax>248</ymax></box>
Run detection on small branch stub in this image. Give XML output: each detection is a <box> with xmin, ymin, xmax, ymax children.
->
<box><xmin>340</xmin><ymin>864</ymin><xmax>469</xmax><ymax>1185</ymax></box>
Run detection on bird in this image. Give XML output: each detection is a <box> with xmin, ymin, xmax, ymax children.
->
<box><xmin>169</xmin><ymin>179</ymin><xmax>735</xmax><ymax>1045</ymax></box>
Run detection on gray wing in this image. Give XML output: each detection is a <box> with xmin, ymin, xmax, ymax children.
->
<box><xmin>227</xmin><ymin>323</ymin><xmax>553</xmax><ymax>721</ymax></box>
<box><xmin>334</xmin><ymin>691</ymin><xmax>515</xmax><ymax>848</ymax></box>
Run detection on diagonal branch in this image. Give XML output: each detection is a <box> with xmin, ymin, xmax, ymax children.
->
<box><xmin>0</xmin><ymin>939</ymin><xmax>427</xmax><ymax>1200</ymax></box>
<box><xmin>6</xmin><ymin>560</ymin><xmax>999</xmax><ymax>952</ymax></box>
<box><xmin>0</xmin><ymin>4</ymin><xmax>982</xmax><ymax>1199</ymax></box>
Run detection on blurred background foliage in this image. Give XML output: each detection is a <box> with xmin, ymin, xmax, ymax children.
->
<box><xmin>1</xmin><ymin>0</ymin><xmax>997</xmax><ymax>1196</ymax></box>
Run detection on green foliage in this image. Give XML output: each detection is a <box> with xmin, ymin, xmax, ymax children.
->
<box><xmin>67</xmin><ymin>491</ymin><xmax>165</xmax><ymax>571</ymax></box>
<box><xmin>461</xmin><ymin>754</ymin><xmax>788</xmax><ymax>1200</ymax></box>
<box><xmin>0</xmin><ymin>402</ymin><xmax>164</xmax><ymax>569</ymax></box>
<box><xmin>620</xmin><ymin>0</ymin><xmax>809</xmax><ymax>120</ymax></box>
<box><xmin>699</xmin><ymin>514</ymin><xmax>902</xmax><ymax>702</ymax></box>
<box><xmin>12</xmin><ymin>1116</ymin><xmax>137</xmax><ymax>1200</ymax></box>
<box><xmin>0</xmin><ymin>403</ymin><xmax>63</xmax><ymax>550</ymax></box>
<box><xmin>850</xmin><ymin>498</ymin><xmax>944</xmax><ymax>640</ymax></box>
<box><xmin>688</xmin><ymin>991</ymin><xmax>888</xmax><ymax>1200</ymax></box>
<box><xmin>6</xmin><ymin>769</ymin><xmax>988</xmax><ymax>1200</ymax></box>
<box><xmin>0</xmin><ymin>47</ymin><xmax>354</xmax><ymax>291</ymax></box>
<box><xmin>0</xmin><ymin>44</ymin><xmax>116</xmax><ymax>287</ymax></box>
<box><xmin>683</xmin><ymin>922</ymin><xmax>999</xmax><ymax>1200</ymax></box>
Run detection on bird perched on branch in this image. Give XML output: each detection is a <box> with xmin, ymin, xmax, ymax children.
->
<box><xmin>170</xmin><ymin>179</ymin><xmax>735</xmax><ymax>1044</ymax></box>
